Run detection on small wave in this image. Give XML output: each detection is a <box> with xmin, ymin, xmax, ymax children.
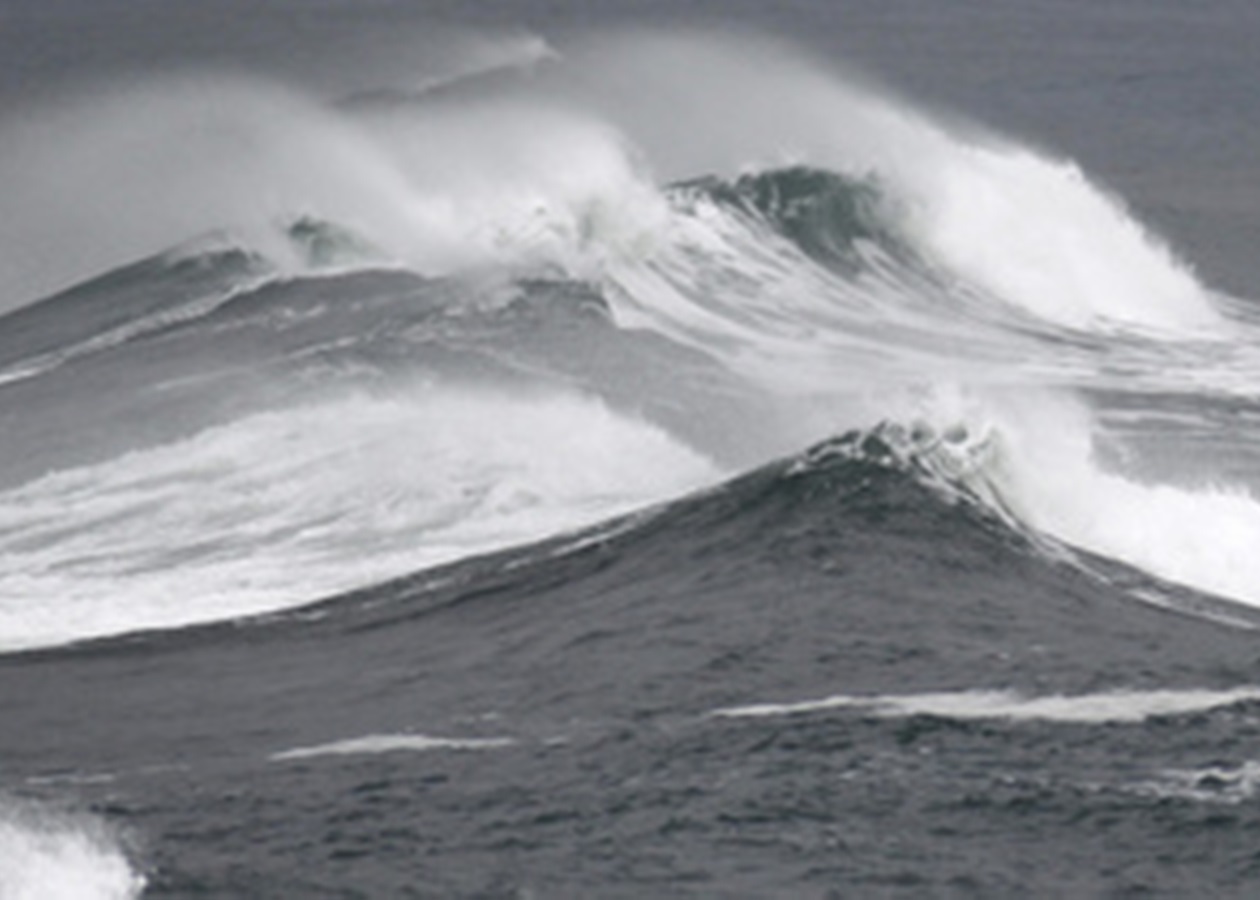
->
<box><xmin>712</xmin><ymin>686</ymin><xmax>1260</xmax><ymax>725</ymax></box>
<box><xmin>0</xmin><ymin>801</ymin><xmax>145</xmax><ymax>900</ymax></box>
<box><xmin>271</xmin><ymin>733</ymin><xmax>515</xmax><ymax>762</ymax></box>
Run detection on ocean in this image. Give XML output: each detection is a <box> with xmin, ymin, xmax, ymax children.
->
<box><xmin>5</xmin><ymin>1</ymin><xmax>1260</xmax><ymax>896</ymax></box>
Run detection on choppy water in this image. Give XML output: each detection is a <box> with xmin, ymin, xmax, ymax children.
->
<box><xmin>5</xmin><ymin>2</ymin><xmax>1260</xmax><ymax>896</ymax></box>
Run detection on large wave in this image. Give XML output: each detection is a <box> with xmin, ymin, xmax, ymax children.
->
<box><xmin>3</xmin><ymin>31</ymin><xmax>1260</xmax><ymax>649</ymax></box>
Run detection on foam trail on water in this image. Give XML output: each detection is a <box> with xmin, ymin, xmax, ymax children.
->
<box><xmin>0</xmin><ymin>801</ymin><xmax>145</xmax><ymax>900</ymax></box>
<box><xmin>1145</xmin><ymin>761</ymin><xmax>1260</xmax><ymax>805</ymax></box>
<box><xmin>271</xmin><ymin>734</ymin><xmax>515</xmax><ymax>762</ymax></box>
<box><xmin>714</xmin><ymin>686</ymin><xmax>1260</xmax><ymax>725</ymax></box>
<box><xmin>0</xmin><ymin>388</ymin><xmax>719</xmax><ymax>651</ymax></box>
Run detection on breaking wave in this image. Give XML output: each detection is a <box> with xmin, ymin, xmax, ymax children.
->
<box><xmin>0</xmin><ymin>389</ymin><xmax>717</xmax><ymax>652</ymax></box>
<box><xmin>4</xmin><ymin>31</ymin><xmax>1260</xmax><ymax>651</ymax></box>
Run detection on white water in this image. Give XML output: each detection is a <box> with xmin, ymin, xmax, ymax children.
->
<box><xmin>1143</xmin><ymin>761</ymin><xmax>1260</xmax><ymax>805</ymax></box>
<box><xmin>906</xmin><ymin>143</ymin><xmax>1224</xmax><ymax>334</ymax></box>
<box><xmin>0</xmin><ymin>802</ymin><xmax>144</xmax><ymax>900</ymax></box>
<box><xmin>562</xmin><ymin>34</ymin><xmax>1226</xmax><ymax>335</ymax></box>
<box><xmin>0</xmin><ymin>388</ymin><xmax>718</xmax><ymax>651</ymax></box>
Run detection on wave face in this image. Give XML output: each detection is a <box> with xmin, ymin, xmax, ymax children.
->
<box><xmin>7</xmin><ymin>20</ymin><xmax>1260</xmax><ymax>896</ymax></box>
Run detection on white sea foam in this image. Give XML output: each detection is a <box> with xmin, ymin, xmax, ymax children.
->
<box><xmin>714</xmin><ymin>686</ymin><xmax>1260</xmax><ymax>725</ymax></box>
<box><xmin>0</xmin><ymin>388</ymin><xmax>719</xmax><ymax>652</ymax></box>
<box><xmin>1140</xmin><ymin>761</ymin><xmax>1260</xmax><ymax>804</ymax></box>
<box><xmin>271</xmin><ymin>733</ymin><xmax>514</xmax><ymax>762</ymax></box>
<box><xmin>0</xmin><ymin>802</ymin><xmax>145</xmax><ymax>900</ymax></box>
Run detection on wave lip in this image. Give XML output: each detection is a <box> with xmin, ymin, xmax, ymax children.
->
<box><xmin>712</xmin><ymin>686</ymin><xmax>1260</xmax><ymax>725</ymax></box>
